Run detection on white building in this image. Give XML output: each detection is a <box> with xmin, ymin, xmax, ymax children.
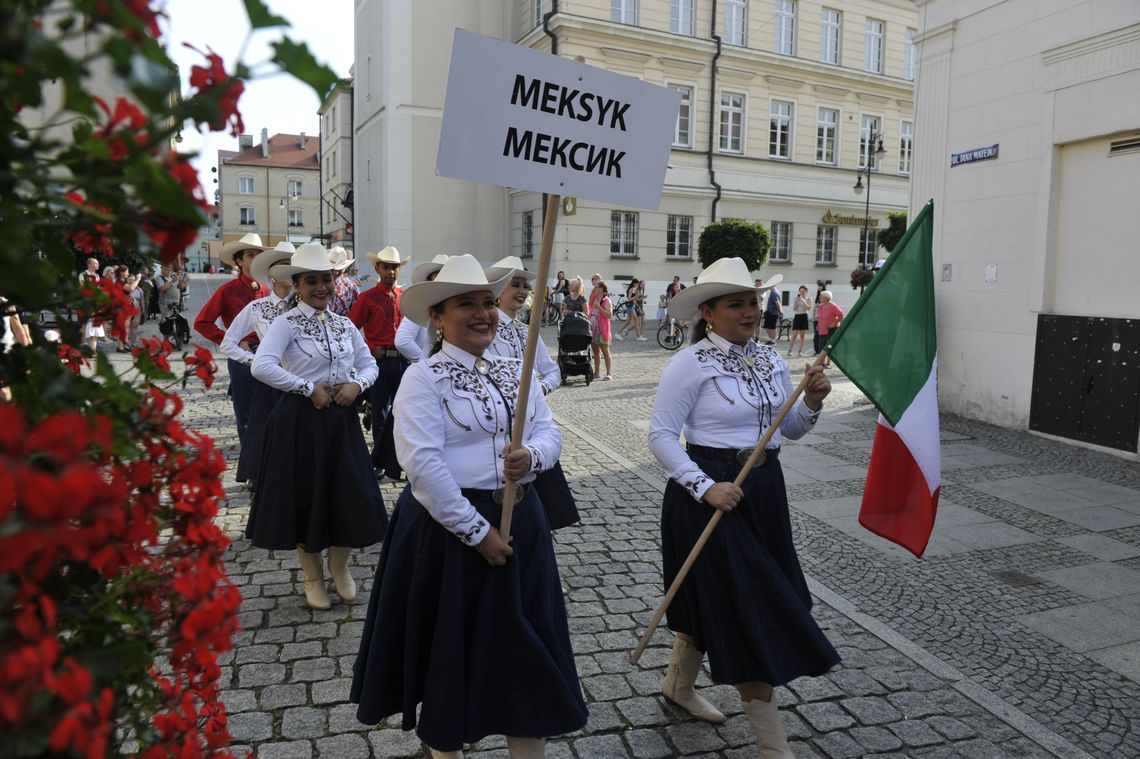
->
<box><xmin>912</xmin><ymin>0</ymin><xmax>1140</xmax><ymax>457</ymax></box>
<box><xmin>319</xmin><ymin>80</ymin><xmax>355</xmax><ymax>249</ymax></box>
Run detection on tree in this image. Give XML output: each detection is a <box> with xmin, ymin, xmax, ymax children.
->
<box><xmin>697</xmin><ymin>218</ymin><xmax>770</xmax><ymax>272</ymax></box>
<box><xmin>877</xmin><ymin>211</ymin><xmax>908</xmax><ymax>253</ymax></box>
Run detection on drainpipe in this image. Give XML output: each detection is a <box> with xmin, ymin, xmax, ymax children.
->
<box><xmin>707</xmin><ymin>0</ymin><xmax>723</xmax><ymax>222</ymax></box>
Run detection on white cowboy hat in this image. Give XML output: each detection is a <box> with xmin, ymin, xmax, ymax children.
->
<box><xmin>667</xmin><ymin>258</ymin><xmax>784</xmax><ymax>320</ymax></box>
<box><xmin>268</xmin><ymin>242</ymin><xmax>341</xmax><ymax>279</ymax></box>
<box><xmin>411</xmin><ymin>254</ymin><xmax>450</xmax><ymax>284</ymax></box>
<box><xmin>365</xmin><ymin>246</ymin><xmax>410</xmax><ymax>266</ymax></box>
<box><xmin>220</xmin><ymin>232</ymin><xmax>269</xmax><ymax>266</ymax></box>
<box><xmin>329</xmin><ymin>245</ymin><xmax>354</xmax><ymax>271</ymax></box>
<box><xmin>399</xmin><ymin>254</ymin><xmax>511</xmax><ymax>327</ymax></box>
<box><xmin>250</xmin><ymin>241</ymin><xmax>296</xmax><ymax>286</ymax></box>
<box><xmin>483</xmin><ymin>255</ymin><xmax>536</xmax><ymax>283</ymax></box>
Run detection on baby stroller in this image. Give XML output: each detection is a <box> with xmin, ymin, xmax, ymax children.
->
<box><xmin>558</xmin><ymin>311</ymin><xmax>593</xmax><ymax>385</ymax></box>
<box><xmin>159</xmin><ymin>303</ymin><xmax>192</xmax><ymax>350</ymax></box>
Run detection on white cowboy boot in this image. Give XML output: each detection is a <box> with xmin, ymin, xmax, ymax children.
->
<box><xmin>295</xmin><ymin>548</ymin><xmax>330</xmax><ymax>610</ymax></box>
<box><xmin>506</xmin><ymin>736</ymin><xmax>545</xmax><ymax>758</ymax></box>
<box><xmin>661</xmin><ymin>637</ymin><xmax>726</xmax><ymax>723</ymax></box>
<box><xmin>327</xmin><ymin>546</ymin><xmax>357</xmax><ymax>601</ymax></box>
<box><xmin>427</xmin><ymin>748</ymin><xmax>464</xmax><ymax>759</ymax></box>
<box><xmin>743</xmin><ymin>696</ymin><xmax>794</xmax><ymax>758</ymax></box>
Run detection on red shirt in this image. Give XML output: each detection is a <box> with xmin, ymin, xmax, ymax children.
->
<box><xmin>349</xmin><ymin>282</ymin><xmax>403</xmax><ymax>351</ymax></box>
<box><xmin>194</xmin><ymin>272</ymin><xmax>263</xmax><ymax>345</ymax></box>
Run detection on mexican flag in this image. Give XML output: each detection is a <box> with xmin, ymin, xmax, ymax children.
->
<box><xmin>825</xmin><ymin>201</ymin><xmax>939</xmax><ymax>557</ymax></box>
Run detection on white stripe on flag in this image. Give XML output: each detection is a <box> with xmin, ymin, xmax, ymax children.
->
<box><xmin>877</xmin><ymin>355</ymin><xmax>940</xmax><ymax>495</ymax></box>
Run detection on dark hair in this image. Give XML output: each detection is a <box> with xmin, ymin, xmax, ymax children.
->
<box><xmin>690</xmin><ymin>296</ymin><xmax>723</xmax><ymax>344</ymax></box>
<box><xmin>427</xmin><ymin>302</ymin><xmax>445</xmax><ymax>355</ymax></box>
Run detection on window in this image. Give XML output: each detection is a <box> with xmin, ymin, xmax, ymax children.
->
<box><xmin>670</xmin><ymin>0</ymin><xmax>694</xmax><ymax>35</ymax></box>
<box><xmin>816</xmin><ymin>107</ymin><xmax>838</xmax><ymax>165</ymax></box>
<box><xmin>287</xmin><ymin>179</ymin><xmax>303</xmax><ymax>198</ymax></box>
<box><xmin>238</xmin><ymin>176</ymin><xmax>254</xmax><ymax>194</ymax></box>
<box><xmin>899</xmin><ymin>120</ymin><xmax>913</xmax><ymax>175</ymax></box>
<box><xmin>366</xmin><ymin>55</ymin><xmax>373</xmax><ymax>100</ymax></box>
<box><xmin>724</xmin><ymin>0</ymin><xmax>746</xmax><ymax>46</ymax></box>
<box><xmin>860</xmin><ymin>228</ymin><xmax>877</xmax><ymax>267</ymax></box>
<box><xmin>771</xmin><ymin>222</ymin><xmax>792</xmax><ymax>262</ymax></box>
<box><xmin>612</xmin><ymin>0</ymin><xmax>636</xmax><ymax>25</ymax></box>
<box><xmin>816</xmin><ymin>225</ymin><xmax>837</xmax><ymax>264</ymax></box>
<box><xmin>666</xmin><ymin>215</ymin><xmax>693</xmax><ymax>259</ymax></box>
<box><xmin>533</xmin><ymin>0</ymin><xmax>543</xmax><ymax>28</ymax></box>
<box><xmin>719</xmin><ymin>93</ymin><xmax>745</xmax><ymax>153</ymax></box>
<box><xmin>239</xmin><ymin>207</ymin><xmax>255</xmax><ymax>225</ymax></box>
<box><xmin>860</xmin><ymin>115</ymin><xmax>882</xmax><ymax>170</ymax></box>
<box><xmin>775</xmin><ymin>0</ymin><xmax>796</xmax><ymax>56</ymax></box>
<box><xmin>820</xmin><ymin>8</ymin><xmax>841</xmax><ymax>65</ymax></box>
<box><xmin>672</xmin><ymin>85</ymin><xmax>693</xmax><ymax>147</ymax></box>
<box><xmin>289</xmin><ymin>209</ymin><xmax>304</xmax><ymax>227</ymax></box>
<box><xmin>332</xmin><ymin>149</ymin><xmax>337</xmax><ymax>177</ymax></box>
<box><xmin>904</xmin><ymin>28</ymin><xmax>917</xmax><ymax>80</ymax></box>
<box><xmin>331</xmin><ymin>105</ymin><xmax>336</xmax><ymax>132</ymax></box>
<box><xmin>522</xmin><ymin>212</ymin><xmax>535</xmax><ymax>258</ymax></box>
<box><xmin>864</xmin><ymin>19</ymin><xmax>884</xmax><ymax>74</ymax></box>
<box><xmin>610</xmin><ymin>211</ymin><xmax>639</xmax><ymax>258</ymax></box>
<box><xmin>769</xmin><ymin>100</ymin><xmax>792</xmax><ymax>159</ymax></box>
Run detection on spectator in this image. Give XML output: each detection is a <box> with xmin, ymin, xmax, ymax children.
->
<box><xmin>816</xmin><ymin>290</ymin><xmax>844</xmax><ymax>368</ymax></box>
<box><xmin>763</xmin><ymin>284</ymin><xmax>783</xmax><ymax>343</ymax></box>
<box><xmin>79</xmin><ymin>258</ymin><xmax>104</xmax><ymax>351</ymax></box>
<box><xmin>616</xmin><ymin>278</ymin><xmax>646</xmax><ymax>341</ymax></box>
<box><xmin>812</xmin><ymin>283</ymin><xmax>826</xmax><ymax>355</ymax></box>
<box><xmin>588</xmin><ymin>275</ymin><xmax>613</xmax><ymax>381</ymax></box>
<box><xmin>562</xmin><ymin>276</ymin><xmax>587</xmax><ymax>316</ymax></box>
<box><xmin>553</xmin><ymin>270</ymin><xmax>569</xmax><ymax>305</ymax></box>
<box><xmin>666</xmin><ymin>275</ymin><xmax>686</xmax><ymax>301</ymax></box>
<box><xmin>656</xmin><ymin>292</ymin><xmax>668</xmax><ymax>324</ymax></box>
<box><xmin>788</xmin><ymin>286</ymin><xmax>811</xmax><ymax>357</ymax></box>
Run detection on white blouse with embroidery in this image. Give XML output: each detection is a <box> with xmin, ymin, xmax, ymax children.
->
<box><xmin>486</xmin><ymin>308</ymin><xmax>560</xmax><ymax>395</ymax></box>
<box><xmin>394</xmin><ymin>316</ymin><xmax>432</xmax><ymax>363</ymax></box>
<box><xmin>393</xmin><ymin>342</ymin><xmax>561</xmax><ymax>546</ymax></box>
<box><xmin>220</xmin><ymin>292</ymin><xmax>290</xmax><ymax>365</ymax></box>
<box><xmin>649</xmin><ymin>331</ymin><xmax>821</xmax><ymax>502</ymax></box>
<box><xmin>251</xmin><ymin>302</ymin><xmax>378</xmax><ymax>398</ymax></box>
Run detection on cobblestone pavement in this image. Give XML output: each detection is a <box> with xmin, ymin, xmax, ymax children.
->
<box><xmin>140</xmin><ymin>276</ymin><xmax>1139</xmax><ymax>758</ymax></box>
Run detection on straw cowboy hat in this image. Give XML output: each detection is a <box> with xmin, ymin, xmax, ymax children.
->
<box><xmin>328</xmin><ymin>245</ymin><xmax>354</xmax><ymax>271</ymax></box>
<box><xmin>411</xmin><ymin>254</ymin><xmax>450</xmax><ymax>284</ymax></box>
<box><xmin>667</xmin><ymin>258</ymin><xmax>784</xmax><ymax>320</ymax></box>
<box><xmin>483</xmin><ymin>255</ymin><xmax>536</xmax><ymax>282</ymax></box>
<box><xmin>398</xmin><ymin>254</ymin><xmax>511</xmax><ymax>327</ymax></box>
<box><xmin>220</xmin><ymin>232</ymin><xmax>269</xmax><ymax>267</ymax></box>
<box><xmin>365</xmin><ymin>246</ymin><xmax>410</xmax><ymax>266</ymax></box>
<box><xmin>268</xmin><ymin>242</ymin><xmax>341</xmax><ymax>280</ymax></box>
<box><xmin>250</xmin><ymin>241</ymin><xmax>296</xmax><ymax>286</ymax></box>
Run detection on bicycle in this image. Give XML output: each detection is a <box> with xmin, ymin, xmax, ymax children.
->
<box><xmin>159</xmin><ymin>302</ymin><xmax>192</xmax><ymax>350</ymax></box>
<box><xmin>656</xmin><ymin>317</ymin><xmax>685</xmax><ymax>350</ymax></box>
<box><xmin>611</xmin><ymin>292</ymin><xmax>630</xmax><ymax>322</ymax></box>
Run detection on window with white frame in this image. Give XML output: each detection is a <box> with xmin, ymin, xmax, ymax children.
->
<box><xmin>816</xmin><ymin>107</ymin><xmax>838</xmax><ymax>165</ymax></box>
<box><xmin>522</xmin><ymin>212</ymin><xmax>535</xmax><ymax>258</ymax></box>
<box><xmin>820</xmin><ymin>8</ymin><xmax>841</xmax><ymax>65</ymax></box>
<box><xmin>672</xmin><ymin>85</ymin><xmax>692</xmax><ymax>147</ymax></box>
<box><xmin>612</xmin><ymin>0</ymin><xmax>636</xmax><ymax>25</ymax></box>
<box><xmin>288</xmin><ymin>209</ymin><xmax>303</xmax><ymax>227</ymax></box>
<box><xmin>864</xmin><ymin>19</ymin><xmax>884</xmax><ymax>74</ymax></box>
<box><xmin>816</xmin><ymin>225</ymin><xmax>837</xmax><ymax>264</ymax></box>
<box><xmin>860</xmin><ymin>228</ymin><xmax>878</xmax><ymax>267</ymax></box>
<box><xmin>775</xmin><ymin>0</ymin><xmax>796</xmax><ymax>56</ymax></box>
<box><xmin>899</xmin><ymin>120</ymin><xmax>913</xmax><ymax>175</ymax></box>
<box><xmin>239</xmin><ymin>207</ymin><xmax>255</xmax><ymax>225</ymax></box>
<box><xmin>769</xmin><ymin>100</ymin><xmax>793</xmax><ymax>159</ymax></box>
<box><xmin>904</xmin><ymin>28</ymin><xmax>917</xmax><ymax>80</ymax></box>
<box><xmin>719</xmin><ymin>93</ymin><xmax>745</xmax><ymax>153</ymax></box>
<box><xmin>670</xmin><ymin>0</ymin><xmax>694</xmax><ymax>35</ymax></box>
<box><xmin>533</xmin><ymin>0</ymin><xmax>543</xmax><ymax>28</ymax></box>
<box><xmin>724</xmin><ymin>0</ymin><xmax>746</xmax><ymax>46</ymax></box>
<box><xmin>238</xmin><ymin>175</ymin><xmax>254</xmax><ymax>194</ymax></box>
<box><xmin>771</xmin><ymin>222</ymin><xmax>792</xmax><ymax>262</ymax></box>
<box><xmin>666</xmin><ymin>215</ymin><xmax>693</xmax><ymax>259</ymax></box>
<box><xmin>860</xmin><ymin>115</ymin><xmax>882</xmax><ymax>170</ymax></box>
<box><xmin>610</xmin><ymin>211</ymin><xmax>639</xmax><ymax>258</ymax></box>
<box><xmin>332</xmin><ymin>149</ymin><xmax>337</xmax><ymax>177</ymax></box>
<box><xmin>287</xmin><ymin>178</ymin><xmax>303</xmax><ymax>198</ymax></box>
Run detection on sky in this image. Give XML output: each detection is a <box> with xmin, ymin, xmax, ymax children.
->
<box><xmin>162</xmin><ymin>0</ymin><xmax>355</xmax><ymax>200</ymax></box>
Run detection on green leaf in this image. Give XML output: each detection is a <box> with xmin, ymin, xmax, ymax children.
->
<box><xmin>271</xmin><ymin>38</ymin><xmax>338</xmax><ymax>99</ymax></box>
<box><xmin>242</xmin><ymin>0</ymin><xmax>290</xmax><ymax>29</ymax></box>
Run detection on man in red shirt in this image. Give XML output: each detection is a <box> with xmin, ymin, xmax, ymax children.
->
<box><xmin>349</xmin><ymin>245</ymin><xmax>409</xmax><ymax>480</ymax></box>
<box><xmin>194</xmin><ymin>232</ymin><xmax>268</xmax><ymax>447</ymax></box>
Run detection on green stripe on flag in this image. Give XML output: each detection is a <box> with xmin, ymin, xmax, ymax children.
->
<box><xmin>825</xmin><ymin>201</ymin><xmax>936</xmax><ymax>427</ymax></box>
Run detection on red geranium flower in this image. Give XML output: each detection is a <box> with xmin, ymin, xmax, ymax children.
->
<box><xmin>93</xmin><ymin>95</ymin><xmax>151</xmax><ymax>160</ymax></box>
<box><xmin>185</xmin><ymin>44</ymin><xmax>245</xmax><ymax>137</ymax></box>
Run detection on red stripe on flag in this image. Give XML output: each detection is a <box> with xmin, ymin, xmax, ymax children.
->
<box><xmin>858</xmin><ymin>422</ymin><xmax>940</xmax><ymax>558</ymax></box>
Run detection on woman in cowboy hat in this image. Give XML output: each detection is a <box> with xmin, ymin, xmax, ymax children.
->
<box><xmin>483</xmin><ymin>255</ymin><xmax>579</xmax><ymax>531</ymax></box>
<box><xmin>351</xmin><ymin>254</ymin><xmax>588</xmax><ymax>758</ymax></box>
<box><xmin>647</xmin><ymin>257</ymin><xmax>838</xmax><ymax>757</ymax></box>
<box><xmin>220</xmin><ymin>241</ymin><xmax>296</xmax><ymax>489</ymax></box>
<box><xmin>394</xmin><ymin>254</ymin><xmax>449</xmax><ymax>363</ymax></box>
<box><xmin>248</xmin><ymin>243</ymin><xmax>387</xmax><ymax>611</ymax></box>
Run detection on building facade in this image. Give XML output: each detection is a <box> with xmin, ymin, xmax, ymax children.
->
<box><xmin>216</xmin><ymin>130</ymin><xmax>321</xmax><ymax>250</ymax></box>
<box><xmin>912</xmin><ymin>0</ymin><xmax>1140</xmax><ymax>457</ymax></box>
<box><xmin>319</xmin><ymin>81</ymin><xmax>355</xmax><ymax>249</ymax></box>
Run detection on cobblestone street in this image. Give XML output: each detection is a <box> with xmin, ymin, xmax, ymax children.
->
<box><xmin>150</xmin><ymin>275</ymin><xmax>1140</xmax><ymax>758</ymax></box>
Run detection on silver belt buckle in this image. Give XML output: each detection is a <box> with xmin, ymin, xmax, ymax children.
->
<box><xmin>737</xmin><ymin>447</ymin><xmax>765</xmax><ymax>466</ymax></box>
<box><xmin>493</xmin><ymin>485</ymin><xmax>525</xmax><ymax>507</ymax></box>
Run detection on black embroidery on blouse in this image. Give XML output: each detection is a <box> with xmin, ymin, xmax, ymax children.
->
<box><xmin>285</xmin><ymin>311</ymin><xmax>351</xmax><ymax>359</ymax></box>
<box><xmin>485</xmin><ymin>358</ymin><xmax>522</xmax><ymax>418</ymax></box>
<box><xmin>252</xmin><ymin>299</ymin><xmax>283</xmax><ymax>330</ymax></box>
<box><xmin>692</xmin><ymin>339</ymin><xmax>783</xmax><ymax>430</ymax></box>
<box><xmin>685</xmin><ymin>474</ymin><xmax>713</xmax><ymax>499</ymax></box>
<box><xmin>456</xmin><ymin>518</ymin><xmax>487</xmax><ymax>545</ymax></box>
<box><xmin>429</xmin><ymin>359</ymin><xmax>496</xmax><ymax>427</ymax></box>
<box><xmin>494</xmin><ymin>319</ymin><xmax>523</xmax><ymax>359</ymax></box>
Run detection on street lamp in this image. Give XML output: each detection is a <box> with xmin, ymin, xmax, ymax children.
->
<box><xmin>853</xmin><ymin>131</ymin><xmax>888</xmax><ymax>270</ymax></box>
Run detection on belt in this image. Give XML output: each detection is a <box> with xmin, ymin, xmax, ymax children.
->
<box><xmin>375</xmin><ymin>347</ymin><xmax>403</xmax><ymax>359</ymax></box>
<box><xmin>461</xmin><ymin>484</ymin><xmax>529</xmax><ymax>507</ymax></box>
<box><xmin>686</xmin><ymin>443</ymin><xmax>780</xmax><ymax>467</ymax></box>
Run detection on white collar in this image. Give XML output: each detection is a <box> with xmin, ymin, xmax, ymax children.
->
<box><xmin>296</xmin><ymin>301</ymin><xmax>328</xmax><ymax>320</ymax></box>
<box><xmin>438</xmin><ymin>340</ymin><xmax>485</xmax><ymax>369</ymax></box>
<box><xmin>707</xmin><ymin>331</ymin><xmax>749</xmax><ymax>356</ymax></box>
<box><xmin>497</xmin><ymin>307</ymin><xmax>523</xmax><ymax>326</ymax></box>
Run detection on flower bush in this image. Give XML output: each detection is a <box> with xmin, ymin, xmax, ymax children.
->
<box><xmin>0</xmin><ymin>1</ymin><xmax>336</xmax><ymax>755</ymax></box>
<box><xmin>850</xmin><ymin>267</ymin><xmax>874</xmax><ymax>290</ymax></box>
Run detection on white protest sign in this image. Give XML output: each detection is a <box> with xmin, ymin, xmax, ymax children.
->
<box><xmin>437</xmin><ymin>28</ymin><xmax>680</xmax><ymax>210</ymax></box>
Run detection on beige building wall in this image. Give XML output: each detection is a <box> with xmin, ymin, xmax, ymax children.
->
<box><xmin>320</xmin><ymin>84</ymin><xmax>355</xmax><ymax>247</ymax></box>
<box><xmin>219</xmin><ymin>160</ymin><xmax>320</xmax><ymax>248</ymax></box>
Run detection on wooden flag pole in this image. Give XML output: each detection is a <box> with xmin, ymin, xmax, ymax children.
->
<box><xmin>499</xmin><ymin>193</ymin><xmax>561</xmax><ymax>541</ymax></box>
<box><xmin>629</xmin><ymin>351</ymin><xmax>829</xmax><ymax>665</ymax></box>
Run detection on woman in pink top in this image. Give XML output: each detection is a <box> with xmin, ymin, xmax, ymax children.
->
<box><xmin>588</xmin><ymin>274</ymin><xmax>614</xmax><ymax>381</ymax></box>
<box><xmin>815</xmin><ymin>290</ymin><xmax>844</xmax><ymax>367</ymax></box>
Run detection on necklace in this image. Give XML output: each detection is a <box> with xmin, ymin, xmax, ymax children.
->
<box><xmin>710</xmin><ymin>334</ymin><xmax>755</xmax><ymax>368</ymax></box>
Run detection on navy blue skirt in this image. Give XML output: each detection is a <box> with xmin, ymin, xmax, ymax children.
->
<box><xmin>661</xmin><ymin>454</ymin><xmax>840</xmax><ymax>686</ymax></box>
<box><xmin>245</xmin><ymin>394</ymin><xmax>388</xmax><ymax>551</ymax></box>
<box><xmin>350</xmin><ymin>486</ymin><xmax>588</xmax><ymax>751</ymax></box>
<box><xmin>235</xmin><ymin>378</ymin><xmax>281</xmax><ymax>484</ymax></box>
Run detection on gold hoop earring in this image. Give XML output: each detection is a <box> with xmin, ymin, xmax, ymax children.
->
<box><xmin>706</xmin><ymin>321</ymin><xmax>714</xmax><ymax>333</ymax></box>
<box><xmin>435</xmin><ymin>327</ymin><xmax>443</xmax><ymax>342</ymax></box>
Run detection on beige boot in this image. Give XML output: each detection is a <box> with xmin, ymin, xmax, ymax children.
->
<box><xmin>506</xmin><ymin>736</ymin><xmax>545</xmax><ymax>758</ymax></box>
<box><xmin>426</xmin><ymin>748</ymin><xmax>464</xmax><ymax>759</ymax></box>
<box><xmin>295</xmin><ymin>548</ymin><xmax>330</xmax><ymax>610</ymax></box>
<box><xmin>661</xmin><ymin>637</ymin><xmax>726</xmax><ymax>724</ymax></box>
<box><xmin>327</xmin><ymin>546</ymin><xmax>357</xmax><ymax>601</ymax></box>
<box><xmin>743</xmin><ymin>696</ymin><xmax>794</xmax><ymax>758</ymax></box>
